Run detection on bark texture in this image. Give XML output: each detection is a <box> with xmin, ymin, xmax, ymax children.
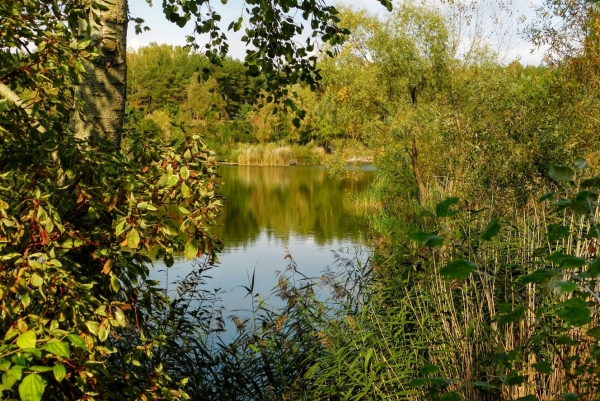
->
<box><xmin>73</xmin><ymin>0</ymin><xmax>128</xmax><ymax>148</ymax></box>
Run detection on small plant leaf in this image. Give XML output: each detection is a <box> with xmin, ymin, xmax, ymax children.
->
<box><xmin>481</xmin><ymin>219</ymin><xmax>501</xmax><ymax>241</ymax></box>
<box><xmin>549</xmin><ymin>164</ymin><xmax>574</xmax><ymax>181</ymax></box>
<box><xmin>550</xmin><ymin>281</ymin><xmax>578</xmax><ymax>294</ymax></box>
<box><xmin>98</xmin><ymin>326</ymin><xmax>108</xmax><ymax>342</ymax></box>
<box><xmin>53</xmin><ymin>364</ymin><xmax>66</xmax><ymax>382</ymax></box>
<box><xmin>573</xmin><ymin>157</ymin><xmax>588</xmax><ymax>170</ymax></box>
<box><xmin>520</xmin><ymin>269</ymin><xmax>557</xmax><ymax>284</ymax></box>
<box><xmin>67</xmin><ymin>334</ymin><xmax>86</xmax><ymax>348</ymax></box>
<box><xmin>419</xmin><ymin>364</ymin><xmax>439</xmax><ymax>375</ymax></box>
<box><xmin>586</xmin><ymin>326</ymin><xmax>600</xmax><ymax>340</ymax></box>
<box><xmin>547</xmin><ymin>224</ymin><xmax>570</xmax><ymax>243</ymax></box>
<box><xmin>533</xmin><ymin>361</ymin><xmax>553</xmax><ymax>374</ymax></box>
<box><xmin>180</xmin><ymin>166</ymin><xmax>190</xmax><ymax>179</ymax></box>
<box><xmin>184</xmin><ymin>239</ymin><xmax>198</xmax><ymax>260</ymax></box>
<box><xmin>408</xmin><ymin>231</ymin><xmax>444</xmax><ymax>247</ymax></box>
<box><xmin>504</xmin><ymin>370</ymin><xmax>526</xmax><ymax>386</ymax></box>
<box><xmin>436</xmin><ymin>197</ymin><xmax>460</xmax><ymax>218</ymax></box>
<box><xmin>17</xmin><ymin>331</ymin><xmax>37</xmax><ymax>350</ymax></box>
<box><xmin>19</xmin><ymin>374</ymin><xmax>46</xmax><ymax>401</ymax></box>
<box><xmin>588</xmin><ymin>259</ymin><xmax>600</xmax><ymax>276</ymax></box>
<box><xmin>110</xmin><ymin>273</ymin><xmax>120</xmax><ymax>292</ymax></box>
<box><xmin>538</xmin><ymin>192</ymin><xmax>556</xmax><ymax>202</ymax></box>
<box><xmin>440</xmin><ymin>393</ymin><xmax>461</xmax><ymax>401</ymax></box>
<box><xmin>43</xmin><ymin>340</ymin><xmax>70</xmax><ymax>358</ymax></box>
<box><xmin>165</xmin><ymin>174</ymin><xmax>179</xmax><ymax>187</ymax></box>
<box><xmin>546</xmin><ymin>251</ymin><xmax>585</xmax><ymax>268</ymax></box>
<box><xmin>556</xmin><ymin>297</ymin><xmax>591</xmax><ymax>327</ymax></box>
<box><xmin>496</xmin><ymin>305</ymin><xmax>525</xmax><ymax>324</ymax></box>
<box><xmin>440</xmin><ymin>259</ymin><xmax>477</xmax><ymax>280</ymax></box>
<box><xmin>127</xmin><ymin>229</ymin><xmax>140</xmax><ymax>249</ymax></box>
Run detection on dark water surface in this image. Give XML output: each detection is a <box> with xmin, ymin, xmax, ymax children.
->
<box><xmin>153</xmin><ymin>165</ymin><xmax>374</xmax><ymax>333</ymax></box>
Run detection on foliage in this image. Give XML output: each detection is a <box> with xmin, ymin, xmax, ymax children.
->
<box><xmin>0</xmin><ymin>1</ymin><xmax>222</xmax><ymax>399</ymax></box>
<box><xmin>158</xmin><ymin>0</ymin><xmax>391</xmax><ymax>109</ymax></box>
<box><xmin>395</xmin><ymin>162</ymin><xmax>600</xmax><ymax>400</ymax></box>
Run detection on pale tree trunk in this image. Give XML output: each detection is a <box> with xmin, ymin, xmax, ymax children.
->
<box><xmin>73</xmin><ymin>0</ymin><xmax>128</xmax><ymax>149</ymax></box>
<box><xmin>409</xmin><ymin>135</ymin><xmax>426</xmax><ymax>204</ymax></box>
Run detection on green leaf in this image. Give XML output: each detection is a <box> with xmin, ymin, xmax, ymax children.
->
<box><xmin>547</xmin><ymin>223</ymin><xmax>570</xmax><ymax>243</ymax></box>
<box><xmin>504</xmin><ymin>370</ymin><xmax>526</xmax><ymax>386</ymax></box>
<box><xmin>19</xmin><ymin>374</ymin><xmax>46</xmax><ymax>401</ymax></box>
<box><xmin>581</xmin><ymin>175</ymin><xmax>600</xmax><ymax>188</ymax></box>
<box><xmin>472</xmin><ymin>381</ymin><xmax>494</xmax><ymax>390</ymax></box>
<box><xmin>180</xmin><ymin>166</ymin><xmax>190</xmax><ymax>180</ymax></box>
<box><xmin>440</xmin><ymin>259</ymin><xmax>477</xmax><ymax>280</ymax></box>
<box><xmin>164</xmin><ymin>253</ymin><xmax>174</xmax><ymax>267</ymax></box>
<box><xmin>28</xmin><ymin>366</ymin><xmax>53</xmax><ymax>372</ymax></box>
<box><xmin>17</xmin><ymin>331</ymin><xmax>37</xmax><ymax>350</ymax></box>
<box><xmin>67</xmin><ymin>334</ymin><xmax>86</xmax><ymax>348</ymax></box>
<box><xmin>481</xmin><ymin>219</ymin><xmax>501</xmax><ymax>241</ymax></box>
<box><xmin>588</xmin><ymin>258</ymin><xmax>600</xmax><ymax>276</ymax></box>
<box><xmin>550</xmin><ymin>281</ymin><xmax>578</xmax><ymax>294</ymax></box>
<box><xmin>115</xmin><ymin>219</ymin><xmax>127</xmax><ymax>236</ymax></box>
<box><xmin>556</xmin><ymin>297</ymin><xmax>591</xmax><ymax>327</ymax></box>
<box><xmin>538</xmin><ymin>192</ymin><xmax>556</xmax><ymax>202</ymax></box>
<box><xmin>53</xmin><ymin>364</ymin><xmax>66</xmax><ymax>382</ymax></box>
<box><xmin>573</xmin><ymin>157</ymin><xmax>588</xmax><ymax>170</ymax></box>
<box><xmin>520</xmin><ymin>269</ymin><xmax>557</xmax><ymax>284</ymax></box>
<box><xmin>586</xmin><ymin>326</ymin><xmax>600</xmax><ymax>340</ymax></box>
<box><xmin>127</xmin><ymin>229</ymin><xmax>140</xmax><ymax>249</ymax></box>
<box><xmin>435</xmin><ymin>197</ymin><xmax>459</xmax><ymax>218</ymax></box>
<box><xmin>85</xmin><ymin>321</ymin><xmax>99</xmax><ymax>336</ymax></box>
<box><xmin>440</xmin><ymin>393</ymin><xmax>461</xmax><ymax>401</ymax></box>
<box><xmin>110</xmin><ymin>273</ymin><xmax>120</xmax><ymax>292</ymax></box>
<box><xmin>533</xmin><ymin>361</ymin><xmax>553</xmax><ymax>374</ymax></box>
<box><xmin>7</xmin><ymin>365</ymin><xmax>23</xmax><ymax>381</ymax></box>
<box><xmin>549</xmin><ymin>164</ymin><xmax>574</xmax><ymax>181</ymax></box>
<box><xmin>113</xmin><ymin>307</ymin><xmax>126</xmax><ymax>327</ymax></box>
<box><xmin>516</xmin><ymin>396</ymin><xmax>537</xmax><ymax>401</ymax></box>
<box><xmin>496</xmin><ymin>304</ymin><xmax>525</xmax><ymax>324</ymax></box>
<box><xmin>184</xmin><ymin>240</ymin><xmax>198</xmax><ymax>261</ymax></box>
<box><xmin>546</xmin><ymin>251</ymin><xmax>585</xmax><ymax>269</ymax></box>
<box><xmin>408</xmin><ymin>231</ymin><xmax>444</xmax><ymax>247</ymax></box>
<box><xmin>30</xmin><ymin>274</ymin><xmax>43</xmax><ymax>288</ymax></box>
<box><xmin>165</xmin><ymin>174</ymin><xmax>179</xmax><ymax>187</ymax></box>
<box><xmin>419</xmin><ymin>364</ymin><xmax>439</xmax><ymax>375</ymax></box>
<box><xmin>43</xmin><ymin>340</ymin><xmax>70</xmax><ymax>358</ymax></box>
<box><xmin>98</xmin><ymin>326</ymin><xmax>108</xmax><ymax>342</ymax></box>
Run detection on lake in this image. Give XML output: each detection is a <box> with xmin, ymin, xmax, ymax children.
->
<box><xmin>152</xmin><ymin>165</ymin><xmax>374</xmax><ymax>337</ymax></box>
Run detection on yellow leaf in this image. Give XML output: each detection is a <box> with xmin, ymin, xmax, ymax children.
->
<box><xmin>127</xmin><ymin>229</ymin><xmax>140</xmax><ymax>249</ymax></box>
<box><xmin>102</xmin><ymin>259</ymin><xmax>113</xmax><ymax>275</ymax></box>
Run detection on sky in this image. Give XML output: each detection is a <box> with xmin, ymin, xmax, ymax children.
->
<box><xmin>126</xmin><ymin>0</ymin><xmax>546</xmax><ymax>65</ymax></box>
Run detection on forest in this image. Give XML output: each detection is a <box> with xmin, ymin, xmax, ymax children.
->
<box><xmin>2</xmin><ymin>0</ymin><xmax>600</xmax><ymax>399</ymax></box>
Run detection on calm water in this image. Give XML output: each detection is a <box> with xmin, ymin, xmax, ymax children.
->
<box><xmin>153</xmin><ymin>165</ymin><xmax>374</xmax><ymax>334</ymax></box>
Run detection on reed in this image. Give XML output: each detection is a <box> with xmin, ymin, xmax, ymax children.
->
<box><xmin>234</xmin><ymin>143</ymin><xmax>327</xmax><ymax>166</ymax></box>
<box><xmin>368</xmin><ymin>175</ymin><xmax>600</xmax><ymax>400</ymax></box>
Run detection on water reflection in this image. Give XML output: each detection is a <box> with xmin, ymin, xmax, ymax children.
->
<box><xmin>215</xmin><ymin>165</ymin><xmax>374</xmax><ymax>248</ymax></box>
<box><xmin>154</xmin><ymin>165</ymin><xmax>374</xmax><ymax>339</ymax></box>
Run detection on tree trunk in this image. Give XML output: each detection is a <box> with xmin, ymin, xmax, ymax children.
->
<box><xmin>409</xmin><ymin>136</ymin><xmax>427</xmax><ymax>204</ymax></box>
<box><xmin>73</xmin><ymin>0</ymin><xmax>128</xmax><ymax>149</ymax></box>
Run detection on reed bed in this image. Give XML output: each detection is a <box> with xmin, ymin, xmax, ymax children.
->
<box><xmin>234</xmin><ymin>143</ymin><xmax>327</xmax><ymax>165</ymax></box>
